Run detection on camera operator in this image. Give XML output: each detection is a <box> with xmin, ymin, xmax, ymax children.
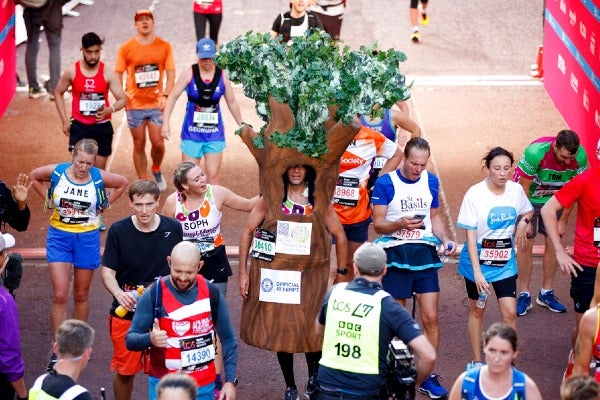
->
<box><xmin>314</xmin><ymin>242</ymin><xmax>436</xmax><ymax>399</ymax></box>
<box><xmin>0</xmin><ymin>174</ymin><xmax>32</xmax><ymax>297</ymax></box>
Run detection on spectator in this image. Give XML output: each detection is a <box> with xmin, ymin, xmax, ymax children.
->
<box><xmin>0</xmin><ymin>233</ymin><xmax>27</xmax><ymax>400</ymax></box>
<box><xmin>23</xmin><ymin>0</ymin><xmax>67</xmax><ymax>99</ymax></box>
<box><xmin>193</xmin><ymin>0</ymin><xmax>223</xmax><ymax>44</ymax></box>
<box><xmin>0</xmin><ymin>174</ymin><xmax>32</xmax><ymax>232</ymax></box>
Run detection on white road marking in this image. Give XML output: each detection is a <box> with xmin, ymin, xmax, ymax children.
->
<box><xmin>408</xmin><ymin>74</ymin><xmax>543</xmax><ymax>87</ymax></box>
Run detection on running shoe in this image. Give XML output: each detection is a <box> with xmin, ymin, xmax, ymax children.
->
<box><xmin>99</xmin><ymin>215</ymin><xmax>106</xmax><ymax>231</ymax></box>
<box><xmin>153</xmin><ymin>171</ymin><xmax>167</xmax><ymax>191</ymax></box>
<box><xmin>410</xmin><ymin>30</ymin><xmax>420</xmax><ymax>43</ymax></box>
<box><xmin>29</xmin><ymin>87</ymin><xmax>47</xmax><ymax>99</ymax></box>
<box><xmin>516</xmin><ymin>292</ymin><xmax>532</xmax><ymax>316</ymax></box>
<box><xmin>536</xmin><ymin>290</ymin><xmax>566</xmax><ymax>313</ymax></box>
<box><xmin>420</xmin><ymin>12</ymin><xmax>430</xmax><ymax>26</ymax></box>
<box><xmin>419</xmin><ymin>374</ymin><xmax>448</xmax><ymax>399</ymax></box>
<box><xmin>283</xmin><ymin>387</ymin><xmax>299</xmax><ymax>400</ymax></box>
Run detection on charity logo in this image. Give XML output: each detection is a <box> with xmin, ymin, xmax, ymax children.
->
<box><xmin>172</xmin><ymin>321</ymin><xmax>191</xmax><ymax>336</ymax></box>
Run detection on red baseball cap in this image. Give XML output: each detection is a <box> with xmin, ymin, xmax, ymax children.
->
<box><xmin>134</xmin><ymin>9</ymin><xmax>153</xmax><ymax>21</ymax></box>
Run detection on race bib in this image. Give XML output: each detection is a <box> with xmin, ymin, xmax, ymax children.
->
<box><xmin>333</xmin><ymin>177</ymin><xmax>360</xmax><ymax>207</ymax></box>
<box><xmin>373</xmin><ymin>156</ymin><xmax>386</xmax><ymax>170</ymax></box>
<box><xmin>251</xmin><ymin>229</ymin><xmax>276</xmax><ymax>262</ymax></box>
<box><xmin>58</xmin><ymin>198</ymin><xmax>91</xmax><ymax>224</ymax></box>
<box><xmin>393</xmin><ymin>229</ymin><xmax>423</xmax><ymax>240</ymax></box>
<box><xmin>134</xmin><ymin>64</ymin><xmax>160</xmax><ymax>88</ymax></box>
<box><xmin>194</xmin><ymin>237</ymin><xmax>215</xmax><ymax>255</ymax></box>
<box><xmin>79</xmin><ymin>92</ymin><xmax>105</xmax><ymax>116</ymax></box>
<box><xmin>594</xmin><ymin>217</ymin><xmax>600</xmax><ymax>248</ymax></box>
<box><xmin>193</xmin><ymin>106</ymin><xmax>219</xmax><ymax>126</ymax></box>
<box><xmin>180</xmin><ymin>333</ymin><xmax>215</xmax><ymax>369</ymax></box>
<box><xmin>479</xmin><ymin>238</ymin><xmax>512</xmax><ymax>267</ymax></box>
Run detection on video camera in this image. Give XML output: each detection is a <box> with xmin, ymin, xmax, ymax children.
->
<box><xmin>385</xmin><ymin>338</ymin><xmax>417</xmax><ymax>400</ymax></box>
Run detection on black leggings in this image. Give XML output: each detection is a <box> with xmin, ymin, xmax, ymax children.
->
<box><xmin>194</xmin><ymin>12</ymin><xmax>222</xmax><ymax>43</ymax></box>
<box><xmin>410</xmin><ymin>0</ymin><xmax>428</xmax><ymax>9</ymax></box>
<box><xmin>277</xmin><ymin>351</ymin><xmax>322</xmax><ymax>389</ymax></box>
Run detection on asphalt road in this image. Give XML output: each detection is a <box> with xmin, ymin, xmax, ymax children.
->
<box><xmin>1</xmin><ymin>0</ymin><xmax>575</xmax><ymax>398</ymax></box>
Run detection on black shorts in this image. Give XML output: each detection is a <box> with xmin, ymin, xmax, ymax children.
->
<box><xmin>311</xmin><ymin>12</ymin><xmax>343</xmax><ymax>39</ymax></box>
<box><xmin>526</xmin><ymin>203</ymin><xmax>562</xmax><ymax>239</ymax></box>
<box><xmin>571</xmin><ymin>265</ymin><xmax>597</xmax><ymax>313</ymax></box>
<box><xmin>69</xmin><ymin>119</ymin><xmax>114</xmax><ymax>157</ymax></box>
<box><xmin>342</xmin><ymin>217</ymin><xmax>371</xmax><ymax>243</ymax></box>
<box><xmin>464</xmin><ymin>275</ymin><xmax>517</xmax><ymax>300</ymax></box>
<box><xmin>200</xmin><ymin>245</ymin><xmax>232</xmax><ymax>284</ymax></box>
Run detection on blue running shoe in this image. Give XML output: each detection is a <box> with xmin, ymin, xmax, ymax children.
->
<box><xmin>516</xmin><ymin>292</ymin><xmax>532</xmax><ymax>316</ymax></box>
<box><xmin>419</xmin><ymin>374</ymin><xmax>448</xmax><ymax>399</ymax></box>
<box><xmin>536</xmin><ymin>290</ymin><xmax>566</xmax><ymax>313</ymax></box>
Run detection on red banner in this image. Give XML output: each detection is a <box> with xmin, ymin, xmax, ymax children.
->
<box><xmin>543</xmin><ymin>0</ymin><xmax>600</xmax><ymax>166</ymax></box>
<box><xmin>0</xmin><ymin>1</ymin><xmax>16</xmax><ymax>118</ymax></box>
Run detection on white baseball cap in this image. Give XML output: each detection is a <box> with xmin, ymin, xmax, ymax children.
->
<box><xmin>0</xmin><ymin>233</ymin><xmax>15</xmax><ymax>252</ymax></box>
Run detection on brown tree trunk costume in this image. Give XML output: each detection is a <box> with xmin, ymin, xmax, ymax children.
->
<box><xmin>239</xmin><ymin>97</ymin><xmax>359</xmax><ymax>352</ymax></box>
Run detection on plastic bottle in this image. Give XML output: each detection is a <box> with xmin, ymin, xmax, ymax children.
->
<box><xmin>439</xmin><ymin>243</ymin><xmax>454</xmax><ymax>263</ymax></box>
<box><xmin>476</xmin><ymin>290</ymin><xmax>488</xmax><ymax>309</ymax></box>
<box><xmin>115</xmin><ymin>286</ymin><xmax>144</xmax><ymax>318</ymax></box>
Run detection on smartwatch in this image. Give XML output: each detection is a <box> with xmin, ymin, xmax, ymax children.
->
<box><xmin>227</xmin><ymin>377</ymin><xmax>239</xmax><ymax>387</ymax></box>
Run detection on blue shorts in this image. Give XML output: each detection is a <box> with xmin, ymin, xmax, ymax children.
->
<box><xmin>148</xmin><ymin>375</ymin><xmax>214</xmax><ymax>400</ymax></box>
<box><xmin>571</xmin><ymin>265</ymin><xmax>596</xmax><ymax>313</ymax></box>
<box><xmin>382</xmin><ymin>267</ymin><xmax>440</xmax><ymax>299</ymax></box>
<box><xmin>181</xmin><ymin>139</ymin><xmax>226</xmax><ymax>159</ymax></box>
<box><xmin>342</xmin><ymin>217</ymin><xmax>371</xmax><ymax>243</ymax></box>
<box><xmin>126</xmin><ymin>108</ymin><xmax>163</xmax><ymax>128</ymax></box>
<box><xmin>46</xmin><ymin>226</ymin><xmax>101</xmax><ymax>269</ymax></box>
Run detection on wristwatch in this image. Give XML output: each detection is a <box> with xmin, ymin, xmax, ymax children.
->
<box><xmin>226</xmin><ymin>377</ymin><xmax>239</xmax><ymax>387</ymax></box>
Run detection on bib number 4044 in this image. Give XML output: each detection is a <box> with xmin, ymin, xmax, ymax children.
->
<box><xmin>334</xmin><ymin>343</ymin><xmax>361</xmax><ymax>359</ymax></box>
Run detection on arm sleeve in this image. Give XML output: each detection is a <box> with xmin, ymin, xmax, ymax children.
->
<box><xmin>371</xmin><ymin>174</ymin><xmax>393</xmax><ymax>205</ymax></box>
<box><xmin>100</xmin><ymin>224</ymin><xmax>120</xmax><ymax>270</ymax></box>
<box><xmin>456</xmin><ymin>186</ymin><xmax>478</xmax><ymax>230</ymax></box>
<box><xmin>213</xmin><ymin>289</ymin><xmax>238</xmax><ymax>382</ymax></box>
<box><xmin>0</xmin><ymin>292</ymin><xmax>25</xmax><ymax>382</ymax></box>
<box><xmin>271</xmin><ymin>14</ymin><xmax>283</xmax><ymax>33</ymax></box>
<box><xmin>382</xmin><ymin>297</ymin><xmax>422</xmax><ymax>344</ymax></box>
<box><xmin>125</xmin><ymin>288</ymin><xmax>154</xmax><ymax>351</ymax></box>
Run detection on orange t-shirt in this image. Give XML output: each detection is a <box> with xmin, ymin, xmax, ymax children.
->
<box><xmin>115</xmin><ymin>36</ymin><xmax>175</xmax><ymax>110</ymax></box>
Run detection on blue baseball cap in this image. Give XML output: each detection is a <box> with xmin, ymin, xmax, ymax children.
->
<box><xmin>196</xmin><ymin>38</ymin><xmax>216</xmax><ymax>59</ymax></box>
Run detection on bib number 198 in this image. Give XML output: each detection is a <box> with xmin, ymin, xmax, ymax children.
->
<box><xmin>334</xmin><ymin>343</ymin><xmax>361</xmax><ymax>359</ymax></box>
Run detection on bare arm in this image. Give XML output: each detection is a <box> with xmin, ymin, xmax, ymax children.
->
<box><xmin>100</xmin><ymin>171</ymin><xmax>128</xmax><ymax>204</ymax></box>
<box><xmin>326</xmin><ymin>204</ymin><xmax>347</xmax><ymax>286</ymax></box>
<box><xmin>158</xmin><ymin>69</ymin><xmax>176</xmax><ymax>111</ymax></box>
<box><xmin>101</xmin><ymin>266</ymin><xmax>137</xmax><ymax>311</ymax></box>
<box><xmin>379</xmin><ymin>146</ymin><xmax>402</xmax><ymax>175</ymax></box>
<box><xmin>29</xmin><ymin>164</ymin><xmax>56</xmax><ymax>198</ymax></box>
<box><xmin>430</xmin><ymin>207</ymin><xmax>456</xmax><ymax>254</ymax></box>
<box><xmin>162</xmin><ymin>192</ymin><xmax>178</xmax><ymax>217</ymax></box>
<box><xmin>466</xmin><ymin>228</ymin><xmax>489</xmax><ymax>294</ymax></box>
<box><xmin>162</xmin><ymin>68</ymin><xmax>192</xmax><ymax>140</ymax></box>
<box><xmin>97</xmin><ymin>70</ymin><xmax>128</xmax><ymax>121</ymax></box>
<box><xmin>54</xmin><ymin>66</ymin><xmax>75</xmax><ymax>136</ymax></box>
<box><xmin>391</xmin><ymin>108</ymin><xmax>421</xmax><ymax>138</ymax></box>
<box><xmin>222</xmin><ymin>74</ymin><xmax>243</xmax><ymax>126</ymax></box>
<box><xmin>541</xmin><ymin>196</ymin><xmax>581</xmax><ymax>276</ymax></box>
<box><xmin>407</xmin><ymin>335</ymin><xmax>436</xmax><ymax>386</ymax></box>
<box><xmin>572</xmin><ymin>309</ymin><xmax>596</xmax><ymax>376</ymax></box>
<box><xmin>215</xmin><ymin>185</ymin><xmax>258</xmax><ymax>212</ymax></box>
<box><xmin>238</xmin><ymin>198</ymin><xmax>266</xmax><ymax>299</ymax></box>
<box><xmin>589</xmin><ymin>262</ymin><xmax>600</xmax><ymax>308</ymax></box>
<box><xmin>524</xmin><ymin>376</ymin><xmax>543</xmax><ymax>400</ymax></box>
<box><xmin>448</xmin><ymin>372</ymin><xmax>466</xmax><ymax>400</ymax></box>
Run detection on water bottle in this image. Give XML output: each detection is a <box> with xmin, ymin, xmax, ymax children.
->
<box><xmin>476</xmin><ymin>290</ymin><xmax>488</xmax><ymax>309</ymax></box>
<box><xmin>439</xmin><ymin>243</ymin><xmax>453</xmax><ymax>263</ymax></box>
<box><xmin>115</xmin><ymin>286</ymin><xmax>145</xmax><ymax>318</ymax></box>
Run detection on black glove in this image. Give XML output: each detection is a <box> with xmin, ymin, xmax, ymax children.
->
<box><xmin>3</xmin><ymin>252</ymin><xmax>23</xmax><ymax>295</ymax></box>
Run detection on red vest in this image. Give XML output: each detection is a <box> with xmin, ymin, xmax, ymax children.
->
<box><xmin>72</xmin><ymin>61</ymin><xmax>109</xmax><ymax>124</ymax></box>
<box><xmin>149</xmin><ymin>276</ymin><xmax>216</xmax><ymax>386</ymax></box>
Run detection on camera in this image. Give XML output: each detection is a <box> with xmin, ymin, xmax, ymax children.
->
<box><xmin>385</xmin><ymin>339</ymin><xmax>417</xmax><ymax>400</ymax></box>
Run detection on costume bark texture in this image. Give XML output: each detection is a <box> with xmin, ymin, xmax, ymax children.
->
<box><xmin>239</xmin><ymin>97</ymin><xmax>359</xmax><ymax>352</ymax></box>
